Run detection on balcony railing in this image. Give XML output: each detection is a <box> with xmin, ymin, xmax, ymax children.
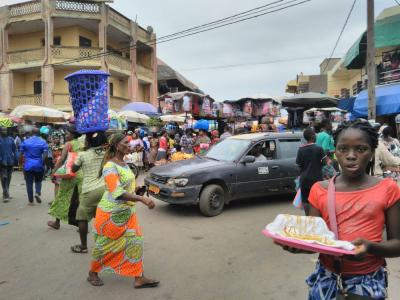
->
<box><xmin>109</xmin><ymin>8</ymin><xmax>131</xmax><ymax>32</ymax></box>
<box><xmin>51</xmin><ymin>46</ymin><xmax>102</xmax><ymax>64</ymax></box>
<box><xmin>11</xmin><ymin>94</ymin><xmax>43</xmax><ymax>107</ymax></box>
<box><xmin>137</xmin><ymin>64</ymin><xmax>153</xmax><ymax>81</ymax></box>
<box><xmin>106</xmin><ymin>54</ymin><xmax>131</xmax><ymax>72</ymax></box>
<box><xmin>110</xmin><ymin>96</ymin><xmax>130</xmax><ymax>109</ymax></box>
<box><xmin>7</xmin><ymin>48</ymin><xmax>44</xmax><ymax>65</ymax></box>
<box><xmin>55</xmin><ymin>0</ymin><xmax>100</xmax><ymax>13</ymax></box>
<box><xmin>9</xmin><ymin>1</ymin><xmax>41</xmax><ymax>18</ymax></box>
<box><xmin>378</xmin><ymin>68</ymin><xmax>400</xmax><ymax>86</ymax></box>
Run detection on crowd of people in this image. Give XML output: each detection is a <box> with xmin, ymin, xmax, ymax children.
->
<box><xmin>1</xmin><ymin>118</ymin><xmax>400</xmax><ymax>298</ymax></box>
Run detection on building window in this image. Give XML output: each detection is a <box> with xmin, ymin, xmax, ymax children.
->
<box><xmin>53</xmin><ymin>36</ymin><xmax>61</xmax><ymax>46</ymax></box>
<box><xmin>109</xmin><ymin>83</ymin><xmax>114</xmax><ymax>96</ymax></box>
<box><xmin>33</xmin><ymin>81</ymin><xmax>42</xmax><ymax>95</ymax></box>
<box><xmin>79</xmin><ymin>36</ymin><xmax>92</xmax><ymax>48</ymax></box>
<box><xmin>41</xmin><ymin>38</ymin><xmax>45</xmax><ymax>47</ymax></box>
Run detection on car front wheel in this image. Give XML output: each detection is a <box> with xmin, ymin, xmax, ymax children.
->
<box><xmin>199</xmin><ymin>184</ymin><xmax>225</xmax><ymax>217</ymax></box>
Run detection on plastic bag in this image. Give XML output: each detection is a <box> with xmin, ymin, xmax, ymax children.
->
<box><xmin>53</xmin><ymin>152</ymin><xmax>78</xmax><ymax>179</ymax></box>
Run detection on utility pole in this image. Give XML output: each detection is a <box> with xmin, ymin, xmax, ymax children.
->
<box><xmin>367</xmin><ymin>0</ymin><xmax>376</xmax><ymax>121</ymax></box>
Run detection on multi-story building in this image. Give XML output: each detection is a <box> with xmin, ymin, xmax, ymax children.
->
<box><xmin>0</xmin><ymin>0</ymin><xmax>157</xmax><ymax>112</ymax></box>
<box><xmin>284</xmin><ymin>59</ymin><xmax>340</xmax><ymax>95</ymax></box>
<box><xmin>327</xmin><ymin>5</ymin><xmax>400</xmax><ymax>99</ymax></box>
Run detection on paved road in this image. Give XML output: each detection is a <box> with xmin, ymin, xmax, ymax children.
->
<box><xmin>1</xmin><ymin>171</ymin><xmax>400</xmax><ymax>300</ymax></box>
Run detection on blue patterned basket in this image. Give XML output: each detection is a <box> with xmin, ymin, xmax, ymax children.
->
<box><xmin>65</xmin><ymin>70</ymin><xmax>110</xmax><ymax>133</ymax></box>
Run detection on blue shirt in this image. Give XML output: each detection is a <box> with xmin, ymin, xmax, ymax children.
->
<box><xmin>20</xmin><ymin>136</ymin><xmax>48</xmax><ymax>172</ymax></box>
<box><xmin>0</xmin><ymin>136</ymin><xmax>17</xmax><ymax>166</ymax></box>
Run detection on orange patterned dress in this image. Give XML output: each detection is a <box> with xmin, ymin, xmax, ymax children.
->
<box><xmin>90</xmin><ymin>161</ymin><xmax>143</xmax><ymax>277</ymax></box>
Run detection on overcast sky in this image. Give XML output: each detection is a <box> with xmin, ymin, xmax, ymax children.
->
<box><xmin>2</xmin><ymin>0</ymin><xmax>398</xmax><ymax>100</ymax></box>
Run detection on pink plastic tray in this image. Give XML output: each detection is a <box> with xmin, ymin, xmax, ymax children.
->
<box><xmin>262</xmin><ymin>229</ymin><xmax>355</xmax><ymax>256</ymax></box>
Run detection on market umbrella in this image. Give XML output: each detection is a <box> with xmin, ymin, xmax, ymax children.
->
<box><xmin>281</xmin><ymin>92</ymin><xmax>338</xmax><ymax>109</ymax></box>
<box><xmin>304</xmin><ymin>107</ymin><xmax>347</xmax><ymax>113</ymax></box>
<box><xmin>121</xmin><ymin>102</ymin><xmax>158</xmax><ymax>115</ymax></box>
<box><xmin>10</xmin><ymin>105</ymin><xmax>70</xmax><ymax>123</ymax></box>
<box><xmin>160</xmin><ymin>114</ymin><xmax>190</xmax><ymax>124</ymax></box>
<box><xmin>118</xmin><ymin>111</ymin><xmax>149</xmax><ymax>124</ymax></box>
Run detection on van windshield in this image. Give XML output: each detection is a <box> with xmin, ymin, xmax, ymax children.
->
<box><xmin>206</xmin><ymin>139</ymin><xmax>251</xmax><ymax>162</ymax></box>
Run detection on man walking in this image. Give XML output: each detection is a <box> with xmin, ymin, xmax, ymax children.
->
<box><xmin>0</xmin><ymin>127</ymin><xmax>18</xmax><ymax>202</ymax></box>
<box><xmin>20</xmin><ymin>128</ymin><xmax>48</xmax><ymax>205</ymax></box>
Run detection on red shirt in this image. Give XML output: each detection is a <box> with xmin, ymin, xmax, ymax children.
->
<box><xmin>309</xmin><ymin>178</ymin><xmax>400</xmax><ymax>275</ymax></box>
<box><xmin>158</xmin><ymin>136</ymin><xmax>168</xmax><ymax>151</ymax></box>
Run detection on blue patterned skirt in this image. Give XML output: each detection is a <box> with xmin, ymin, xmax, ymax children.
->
<box><xmin>306</xmin><ymin>262</ymin><xmax>387</xmax><ymax>300</ymax></box>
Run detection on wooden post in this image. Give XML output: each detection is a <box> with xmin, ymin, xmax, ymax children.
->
<box><xmin>367</xmin><ymin>0</ymin><xmax>376</xmax><ymax>121</ymax></box>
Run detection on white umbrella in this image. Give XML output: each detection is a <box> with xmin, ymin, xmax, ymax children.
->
<box><xmin>118</xmin><ymin>111</ymin><xmax>149</xmax><ymax>124</ymax></box>
<box><xmin>10</xmin><ymin>105</ymin><xmax>70</xmax><ymax>122</ymax></box>
<box><xmin>160</xmin><ymin>114</ymin><xmax>190</xmax><ymax>124</ymax></box>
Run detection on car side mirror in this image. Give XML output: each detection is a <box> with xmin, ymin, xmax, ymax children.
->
<box><xmin>242</xmin><ymin>155</ymin><xmax>256</xmax><ymax>164</ymax></box>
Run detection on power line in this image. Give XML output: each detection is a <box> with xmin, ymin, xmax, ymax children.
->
<box><xmin>321</xmin><ymin>0</ymin><xmax>357</xmax><ymax>74</ymax></box>
<box><xmin>0</xmin><ymin>0</ymin><xmax>310</xmax><ymax>73</ymax></box>
<box><xmin>50</xmin><ymin>0</ymin><xmax>310</xmax><ymax>67</ymax></box>
<box><xmin>179</xmin><ymin>54</ymin><xmax>345</xmax><ymax>72</ymax></box>
<box><xmin>394</xmin><ymin>0</ymin><xmax>400</xmax><ymax>6</ymax></box>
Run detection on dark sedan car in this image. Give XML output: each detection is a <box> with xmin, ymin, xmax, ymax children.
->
<box><xmin>145</xmin><ymin>132</ymin><xmax>302</xmax><ymax>216</ymax></box>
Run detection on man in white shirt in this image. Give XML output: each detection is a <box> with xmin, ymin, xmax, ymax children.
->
<box><xmin>251</xmin><ymin>144</ymin><xmax>267</xmax><ymax>162</ymax></box>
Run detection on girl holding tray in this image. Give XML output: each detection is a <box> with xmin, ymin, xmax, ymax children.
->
<box><xmin>280</xmin><ymin>120</ymin><xmax>400</xmax><ymax>300</ymax></box>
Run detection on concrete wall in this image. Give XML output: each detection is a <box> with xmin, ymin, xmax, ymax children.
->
<box><xmin>12</xmin><ymin>71</ymin><xmax>41</xmax><ymax>95</ymax></box>
<box><xmin>9</xmin><ymin>31</ymin><xmax>44</xmax><ymax>51</ymax></box>
<box><xmin>109</xmin><ymin>76</ymin><xmax>128</xmax><ymax>98</ymax></box>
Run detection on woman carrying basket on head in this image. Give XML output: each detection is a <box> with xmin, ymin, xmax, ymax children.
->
<box><xmin>88</xmin><ymin>133</ymin><xmax>159</xmax><ymax>289</ymax></box>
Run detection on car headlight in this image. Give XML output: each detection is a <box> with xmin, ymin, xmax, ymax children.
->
<box><xmin>167</xmin><ymin>178</ymin><xmax>189</xmax><ymax>187</ymax></box>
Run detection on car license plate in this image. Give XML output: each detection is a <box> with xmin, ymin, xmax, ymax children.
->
<box><xmin>149</xmin><ymin>184</ymin><xmax>160</xmax><ymax>194</ymax></box>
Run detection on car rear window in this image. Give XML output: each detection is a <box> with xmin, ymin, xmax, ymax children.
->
<box><xmin>278</xmin><ymin>139</ymin><xmax>302</xmax><ymax>158</ymax></box>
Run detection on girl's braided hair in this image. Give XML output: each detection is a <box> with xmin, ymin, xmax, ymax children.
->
<box><xmin>333</xmin><ymin>119</ymin><xmax>379</xmax><ymax>150</ymax></box>
<box><xmin>98</xmin><ymin>132</ymin><xmax>126</xmax><ymax>178</ymax></box>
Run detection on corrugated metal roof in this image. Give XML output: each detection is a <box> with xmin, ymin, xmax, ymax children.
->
<box><xmin>157</xmin><ymin>59</ymin><xmax>199</xmax><ymax>92</ymax></box>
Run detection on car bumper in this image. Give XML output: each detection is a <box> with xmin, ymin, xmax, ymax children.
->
<box><xmin>144</xmin><ymin>178</ymin><xmax>202</xmax><ymax>205</ymax></box>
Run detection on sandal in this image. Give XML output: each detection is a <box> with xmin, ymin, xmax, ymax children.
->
<box><xmin>47</xmin><ymin>221</ymin><xmax>60</xmax><ymax>230</ymax></box>
<box><xmin>71</xmin><ymin>245</ymin><xmax>88</xmax><ymax>254</ymax></box>
<box><xmin>87</xmin><ymin>276</ymin><xmax>104</xmax><ymax>287</ymax></box>
<box><xmin>134</xmin><ymin>279</ymin><xmax>160</xmax><ymax>289</ymax></box>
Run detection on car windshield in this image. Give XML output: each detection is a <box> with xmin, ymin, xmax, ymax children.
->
<box><xmin>205</xmin><ymin>138</ymin><xmax>251</xmax><ymax>162</ymax></box>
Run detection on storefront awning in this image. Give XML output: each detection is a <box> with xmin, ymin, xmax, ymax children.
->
<box><xmin>343</xmin><ymin>14</ymin><xmax>400</xmax><ymax>69</ymax></box>
<box><xmin>353</xmin><ymin>84</ymin><xmax>400</xmax><ymax>117</ymax></box>
<box><xmin>337</xmin><ymin>97</ymin><xmax>355</xmax><ymax>112</ymax></box>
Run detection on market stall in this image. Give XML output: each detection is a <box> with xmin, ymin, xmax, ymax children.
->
<box><xmin>303</xmin><ymin>107</ymin><xmax>348</xmax><ymax>129</ymax></box>
<box><xmin>222</xmin><ymin>95</ymin><xmax>281</xmax><ymax>132</ymax></box>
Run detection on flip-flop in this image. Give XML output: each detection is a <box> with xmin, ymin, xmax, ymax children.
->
<box><xmin>71</xmin><ymin>245</ymin><xmax>88</xmax><ymax>254</ymax></box>
<box><xmin>87</xmin><ymin>277</ymin><xmax>104</xmax><ymax>287</ymax></box>
<box><xmin>47</xmin><ymin>221</ymin><xmax>60</xmax><ymax>230</ymax></box>
<box><xmin>134</xmin><ymin>280</ymin><xmax>160</xmax><ymax>289</ymax></box>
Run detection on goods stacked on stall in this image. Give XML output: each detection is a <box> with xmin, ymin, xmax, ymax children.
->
<box><xmin>303</xmin><ymin>107</ymin><xmax>348</xmax><ymax>129</ymax></box>
<box><xmin>222</xmin><ymin>96</ymin><xmax>280</xmax><ymax>131</ymax></box>
<box><xmin>158</xmin><ymin>91</ymin><xmax>218</xmax><ymax>119</ymax></box>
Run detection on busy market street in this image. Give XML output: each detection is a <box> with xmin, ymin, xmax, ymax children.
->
<box><xmin>0</xmin><ymin>171</ymin><xmax>400</xmax><ymax>300</ymax></box>
<box><xmin>2</xmin><ymin>0</ymin><xmax>400</xmax><ymax>299</ymax></box>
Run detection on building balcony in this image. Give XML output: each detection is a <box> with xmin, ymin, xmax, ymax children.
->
<box><xmin>106</xmin><ymin>54</ymin><xmax>132</xmax><ymax>76</ymax></box>
<box><xmin>110</xmin><ymin>96</ymin><xmax>130</xmax><ymax>110</ymax></box>
<box><xmin>51</xmin><ymin>46</ymin><xmax>102</xmax><ymax>66</ymax></box>
<box><xmin>108</xmin><ymin>8</ymin><xmax>131</xmax><ymax>36</ymax></box>
<box><xmin>137</xmin><ymin>64</ymin><xmax>153</xmax><ymax>83</ymax></box>
<box><xmin>7</xmin><ymin>48</ymin><xmax>44</xmax><ymax>69</ymax></box>
<box><xmin>11</xmin><ymin>94</ymin><xmax>43</xmax><ymax>108</ymax></box>
<box><xmin>53</xmin><ymin>0</ymin><xmax>101</xmax><ymax>20</ymax></box>
<box><xmin>8</xmin><ymin>0</ymin><xmax>42</xmax><ymax>23</ymax></box>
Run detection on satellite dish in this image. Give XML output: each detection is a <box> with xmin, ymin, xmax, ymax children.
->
<box><xmin>147</xmin><ymin>26</ymin><xmax>154</xmax><ymax>34</ymax></box>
